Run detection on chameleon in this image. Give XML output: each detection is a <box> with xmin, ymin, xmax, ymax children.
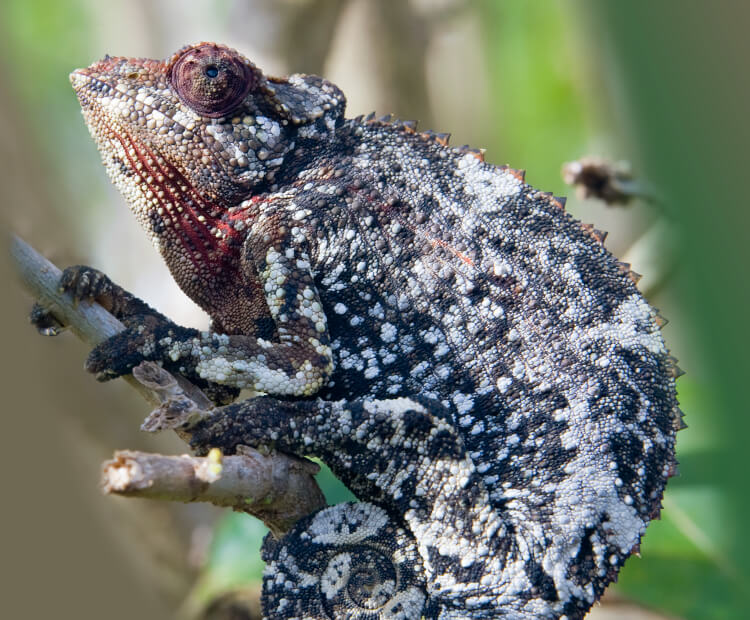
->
<box><xmin>33</xmin><ymin>42</ymin><xmax>680</xmax><ymax>618</ymax></box>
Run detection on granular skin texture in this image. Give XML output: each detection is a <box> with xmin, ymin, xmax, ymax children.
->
<box><xmin>51</xmin><ymin>43</ymin><xmax>680</xmax><ymax>618</ymax></box>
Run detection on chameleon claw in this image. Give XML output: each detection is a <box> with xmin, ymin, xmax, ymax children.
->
<box><xmin>29</xmin><ymin>303</ymin><xmax>67</xmax><ymax>336</ymax></box>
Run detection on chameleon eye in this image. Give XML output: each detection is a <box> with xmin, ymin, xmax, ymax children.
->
<box><xmin>167</xmin><ymin>43</ymin><xmax>257</xmax><ymax>118</ymax></box>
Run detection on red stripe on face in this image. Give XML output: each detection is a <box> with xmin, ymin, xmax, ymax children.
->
<box><xmin>114</xmin><ymin>130</ymin><xmax>249</xmax><ymax>273</ymax></box>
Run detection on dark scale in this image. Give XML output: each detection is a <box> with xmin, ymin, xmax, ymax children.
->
<box><xmin>33</xmin><ymin>42</ymin><xmax>681</xmax><ymax>618</ymax></box>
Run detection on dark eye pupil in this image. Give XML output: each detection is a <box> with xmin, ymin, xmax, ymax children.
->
<box><xmin>169</xmin><ymin>44</ymin><xmax>257</xmax><ymax>118</ymax></box>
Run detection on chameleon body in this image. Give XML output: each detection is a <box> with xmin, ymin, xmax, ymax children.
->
<box><xmin>43</xmin><ymin>43</ymin><xmax>679</xmax><ymax>618</ymax></box>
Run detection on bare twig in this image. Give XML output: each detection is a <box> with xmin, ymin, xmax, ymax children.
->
<box><xmin>133</xmin><ymin>361</ymin><xmax>216</xmax><ymax>436</ymax></box>
<box><xmin>10</xmin><ymin>235</ymin><xmax>160</xmax><ymax>404</ymax></box>
<box><xmin>562</xmin><ymin>157</ymin><xmax>656</xmax><ymax>206</ymax></box>
<box><xmin>103</xmin><ymin>450</ymin><xmax>324</xmax><ymax>538</ymax></box>
<box><xmin>10</xmin><ymin>234</ymin><xmax>326</xmax><ymax>535</ymax></box>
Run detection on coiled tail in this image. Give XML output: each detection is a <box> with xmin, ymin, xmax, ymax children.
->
<box><xmin>261</xmin><ymin>502</ymin><xmax>429</xmax><ymax>619</ymax></box>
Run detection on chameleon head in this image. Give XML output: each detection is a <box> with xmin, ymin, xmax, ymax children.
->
<box><xmin>69</xmin><ymin>42</ymin><xmax>345</xmax><ymax>246</ymax></box>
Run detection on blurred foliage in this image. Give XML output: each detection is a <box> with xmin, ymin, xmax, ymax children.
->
<box><xmin>2</xmin><ymin>1</ymin><xmax>747</xmax><ymax>619</ymax></box>
<box><xmin>0</xmin><ymin>0</ymin><xmax>104</xmax><ymax>203</ymax></box>
<box><xmin>195</xmin><ymin>512</ymin><xmax>267</xmax><ymax>601</ymax></box>
<box><xmin>589</xmin><ymin>2</ymin><xmax>750</xmax><ymax>618</ymax></box>
<box><xmin>479</xmin><ymin>1</ymin><xmax>589</xmax><ymax>194</ymax></box>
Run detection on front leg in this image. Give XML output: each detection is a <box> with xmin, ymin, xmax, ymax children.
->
<box><xmin>30</xmin><ymin>264</ymin><xmax>196</xmax><ymax>379</ymax></box>
<box><xmin>71</xmin><ymin>217</ymin><xmax>333</xmax><ymax>399</ymax></box>
<box><xmin>149</xmin><ymin>217</ymin><xmax>334</xmax><ymax>396</ymax></box>
<box><xmin>30</xmin><ymin>265</ymin><xmax>239</xmax><ymax>404</ymax></box>
<box><xmin>29</xmin><ymin>264</ymin><xmax>190</xmax><ymax>379</ymax></box>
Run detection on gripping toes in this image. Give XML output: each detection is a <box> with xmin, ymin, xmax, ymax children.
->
<box><xmin>59</xmin><ymin>265</ymin><xmax>113</xmax><ymax>304</ymax></box>
<box><xmin>30</xmin><ymin>266</ymin><xmax>112</xmax><ymax>336</ymax></box>
<box><xmin>84</xmin><ymin>318</ymin><xmax>238</xmax><ymax>404</ymax></box>
<box><xmin>59</xmin><ymin>265</ymin><xmax>159</xmax><ymax>324</ymax></box>
<box><xmin>84</xmin><ymin>315</ymin><xmax>192</xmax><ymax>381</ymax></box>
<box><xmin>84</xmin><ymin>325</ymin><xmax>153</xmax><ymax>380</ymax></box>
<box><xmin>30</xmin><ymin>303</ymin><xmax>66</xmax><ymax>336</ymax></box>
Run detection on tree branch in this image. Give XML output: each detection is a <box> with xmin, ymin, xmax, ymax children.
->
<box><xmin>10</xmin><ymin>235</ymin><xmax>326</xmax><ymax>535</ymax></box>
<box><xmin>103</xmin><ymin>449</ymin><xmax>323</xmax><ymax>538</ymax></box>
<box><xmin>562</xmin><ymin>156</ymin><xmax>656</xmax><ymax>206</ymax></box>
<box><xmin>10</xmin><ymin>235</ymin><xmax>160</xmax><ymax>404</ymax></box>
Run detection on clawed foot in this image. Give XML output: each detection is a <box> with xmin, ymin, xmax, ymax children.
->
<box><xmin>30</xmin><ymin>265</ymin><xmax>116</xmax><ymax>336</ymax></box>
<box><xmin>30</xmin><ymin>302</ymin><xmax>66</xmax><ymax>336</ymax></box>
<box><xmin>84</xmin><ymin>318</ymin><xmax>239</xmax><ymax>403</ymax></box>
<box><xmin>30</xmin><ymin>264</ymin><xmax>236</xmax><ymax>404</ymax></box>
<box><xmin>29</xmin><ymin>264</ymin><xmax>171</xmax><ymax>381</ymax></box>
<box><xmin>83</xmin><ymin>314</ymin><xmax>184</xmax><ymax>381</ymax></box>
<box><xmin>59</xmin><ymin>265</ymin><xmax>119</xmax><ymax>311</ymax></box>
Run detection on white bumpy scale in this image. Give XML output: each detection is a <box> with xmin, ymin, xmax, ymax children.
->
<box><xmin>62</xmin><ymin>42</ymin><xmax>681</xmax><ymax>619</ymax></box>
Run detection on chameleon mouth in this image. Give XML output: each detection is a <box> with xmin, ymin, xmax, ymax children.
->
<box><xmin>70</xmin><ymin>68</ymin><xmax>100</xmax><ymax>111</ymax></box>
<box><xmin>69</xmin><ymin>68</ymin><xmax>87</xmax><ymax>88</ymax></box>
<box><xmin>71</xmin><ymin>63</ymin><xmax>276</xmax><ymax>203</ymax></box>
<box><xmin>70</xmin><ymin>60</ymin><xmax>144</xmax><ymax>107</ymax></box>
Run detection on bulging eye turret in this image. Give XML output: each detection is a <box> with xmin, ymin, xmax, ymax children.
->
<box><xmin>167</xmin><ymin>43</ymin><xmax>259</xmax><ymax>118</ymax></box>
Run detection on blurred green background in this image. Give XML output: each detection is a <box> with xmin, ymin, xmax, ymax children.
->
<box><xmin>1</xmin><ymin>1</ymin><xmax>748</xmax><ymax>618</ymax></box>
